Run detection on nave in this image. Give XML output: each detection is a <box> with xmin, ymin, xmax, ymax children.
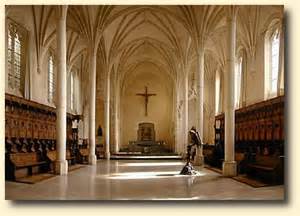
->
<box><xmin>4</xmin><ymin>5</ymin><xmax>285</xmax><ymax>200</ymax></box>
<box><xmin>5</xmin><ymin>160</ymin><xmax>284</xmax><ymax>200</ymax></box>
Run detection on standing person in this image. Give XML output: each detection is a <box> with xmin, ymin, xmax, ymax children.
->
<box><xmin>180</xmin><ymin>127</ymin><xmax>202</xmax><ymax>175</ymax></box>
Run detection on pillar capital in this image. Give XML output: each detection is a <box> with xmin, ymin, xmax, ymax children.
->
<box><xmin>226</xmin><ymin>5</ymin><xmax>238</xmax><ymax>21</ymax></box>
<box><xmin>55</xmin><ymin>5</ymin><xmax>68</xmax><ymax>20</ymax></box>
<box><xmin>89</xmin><ymin>45</ymin><xmax>97</xmax><ymax>58</ymax></box>
<box><xmin>195</xmin><ymin>46</ymin><xmax>205</xmax><ymax>59</ymax></box>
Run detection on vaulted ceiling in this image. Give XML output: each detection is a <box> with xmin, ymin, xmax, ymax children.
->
<box><xmin>6</xmin><ymin>5</ymin><xmax>284</xmax><ymax>91</ymax></box>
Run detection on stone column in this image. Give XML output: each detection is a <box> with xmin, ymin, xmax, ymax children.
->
<box><xmin>88</xmin><ymin>50</ymin><xmax>97</xmax><ymax>165</ymax></box>
<box><xmin>114</xmin><ymin>88</ymin><xmax>120</xmax><ymax>153</ymax></box>
<box><xmin>222</xmin><ymin>8</ymin><xmax>237</xmax><ymax>177</ymax></box>
<box><xmin>194</xmin><ymin>51</ymin><xmax>204</xmax><ymax>166</ymax></box>
<box><xmin>83</xmin><ymin>104</ymin><xmax>89</xmax><ymax>139</ymax></box>
<box><xmin>55</xmin><ymin>5</ymin><xmax>68</xmax><ymax>175</ymax></box>
<box><xmin>183</xmin><ymin>74</ymin><xmax>189</xmax><ymax>151</ymax></box>
<box><xmin>104</xmin><ymin>72</ymin><xmax>110</xmax><ymax>159</ymax></box>
<box><xmin>175</xmin><ymin>84</ymin><xmax>182</xmax><ymax>154</ymax></box>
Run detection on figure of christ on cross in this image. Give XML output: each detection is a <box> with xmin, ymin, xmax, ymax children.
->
<box><xmin>136</xmin><ymin>86</ymin><xmax>157</xmax><ymax>116</ymax></box>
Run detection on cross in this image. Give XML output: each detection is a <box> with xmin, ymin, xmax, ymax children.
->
<box><xmin>136</xmin><ymin>86</ymin><xmax>157</xmax><ymax>116</ymax></box>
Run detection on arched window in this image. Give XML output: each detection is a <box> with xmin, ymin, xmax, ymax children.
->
<box><xmin>48</xmin><ymin>54</ymin><xmax>55</xmax><ymax>103</ymax></box>
<box><xmin>270</xmin><ymin>30</ymin><xmax>280</xmax><ymax>95</ymax></box>
<box><xmin>235</xmin><ymin>57</ymin><xmax>243</xmax><ymax>109</ymax></box>
<box><xmin>215</xmin><ymin>70</ymin><xmax>221</xmax><ymax>114</ymax></box>
<box><xmin>7</xmin><ymin>19</ymin><xmax>27</xmax><ymax>95</ymax></box>
<box><xmin>265</xmin><ymin>24</ymin><xmax>282</xmax><ymax>99</ymax></box>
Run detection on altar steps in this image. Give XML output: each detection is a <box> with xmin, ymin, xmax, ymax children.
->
<box><xmin>110</xmin><ymin>153</ymin><xmax>183</xmax><ymax>160</ymax></box>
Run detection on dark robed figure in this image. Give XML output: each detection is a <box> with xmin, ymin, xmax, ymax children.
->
<box><xmin>180</xmin><ymin>126</ymin><xmax>202</xmax><ymax>175</ymax></box>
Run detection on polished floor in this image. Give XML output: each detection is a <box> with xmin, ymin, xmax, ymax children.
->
<box><xmin>5</xmin><ymin>160</ymin><xmax>284</xmax><ymax>200</ymax></box>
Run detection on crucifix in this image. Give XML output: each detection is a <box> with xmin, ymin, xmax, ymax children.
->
<box><xmin>136</xmin><ymin>86</ymin><xmax>157</xmax><ymax>116</ymax></box>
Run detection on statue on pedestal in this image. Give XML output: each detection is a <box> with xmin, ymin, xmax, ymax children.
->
<box><xmin>180</xmin><ymin>126</ymin><xmax>202</xmax><ymax>175</ymax></box>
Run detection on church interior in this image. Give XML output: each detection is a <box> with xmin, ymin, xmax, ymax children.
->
<box><xmin>4</xmin><ymin>5</ymin><xmax>285</xmax><ymax>200</ymax></box>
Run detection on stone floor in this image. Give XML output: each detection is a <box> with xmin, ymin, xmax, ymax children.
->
<box><xmin>5</xmin><ymin>160</ymin><xmax>284</xmax><ymax>200</ymax></box>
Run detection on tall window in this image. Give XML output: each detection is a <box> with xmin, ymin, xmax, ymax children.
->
<box><xmin>7</xmin><ymin>20</ymin><xmax>26</xmax><ymax>95</ymax></box>
<box><xmin>215</xmin><ymin>70</ymin><xmax>220</xmax><ymax>114</ymax></box>
<box><xmin>265</xmin><ymin>26</ymin><xmax>281</xmax><ymax>99</ymax></box>
<box><xmin>70</xmin><ymin>72</ymin><xmax>74</xmax><ymax>111</ymax></box>
<box><xmin>235</xmin><ymin>57</ymin><xmax>243</xmax><ymax>109</ymax></box>
<box><xmin>270</xmin><ymin>30</ymin><xmax>280</xmax><ymax>95</ymax></box>
<box><xmin>48</xmin><ymin>54</ymin><xmax>55</xmax><ymax>103</ymax></box>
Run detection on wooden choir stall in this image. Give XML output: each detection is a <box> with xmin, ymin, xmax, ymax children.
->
<box><xmin>204</xmin><ymin>96</ymin><xmax>284</xmax><ymax>184</ymax></box>
<box><xmin>5</xmin><ymin>93</ymin><xmax>89</xmax><ymax>181</ymax></box>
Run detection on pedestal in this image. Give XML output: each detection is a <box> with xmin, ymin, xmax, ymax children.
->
<box><xmin>222</xmin><ymin>161</ymin><xmax>237</xmax><ymax>177</ymax></box>
<box><xmin>105</xmin><ymin>151</ymin><xmax>110</xmax><ymax>160</ymax></box>
<box><xmin>89</xmin><ymin>154</ymin><xmax>97</xmax><ymax>165</ymax></box>
<box><xmin>55</xmin><ymin>160</ymin><xmax>68</xmax><ymax>175</ymax></box>
<box><xmin>193</xmin><ymin>146</ymin><xmax>204</xmax><ymax>166</ymax></box>
<box><xmin>193</xmin><ymin>154</ymin><xmax>204</xmax><ymax>166</ymax></box>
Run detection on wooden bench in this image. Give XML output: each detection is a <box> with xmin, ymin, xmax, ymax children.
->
<box><xmin>202</xmin><ymin>144</ymin><xmax>224</xmax><ymax>168</ymax></box>
<box><xmin>46</xmin><ymin>150</ymin><xmax>76</xmax><ymax>163</ymax></box>
<box><xmin>66</xmin><ymin>150</ymin><xmax>76</xmax><ymax>164</ymax></box>
<box><xmin>77</xmin><ymin>148</ymin><xmax>89</xmax><ymax>164</ymax></box>
<box><xmin>246</xmin><ymin>154</ymin><xmax>284</xmax><ymax>184</ymax></box>
<box><xmin>203</xmin><ymin>145</ymin><xmax>215</xmax><ymax>165</ymax></box>
<box><xmin>7</xmin><ymin>152</ymin><xmax>47</xmax><ymax>180</ymax></box>
<box><xmin>46</xmin><ymin>150</ymin><xmax>76</xmax><ymax>172</ymax></box>
<box><xmin>235</xmin><ymin>152</ymin><xmax>246</xmax><ymax>174</ymax></box>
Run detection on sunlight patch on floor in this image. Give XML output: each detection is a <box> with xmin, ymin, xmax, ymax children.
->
<box><xmin>119</xmin><ymin>162</ymin><xmax>185</xmax><ymax>167</ymax></box>
<box><xmin>99</xmin><ymin>170</ymin><xmax>206</xmax><ymax>180</ymax></box>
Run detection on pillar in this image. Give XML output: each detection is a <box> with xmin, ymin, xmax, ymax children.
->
<box><xmin>114</xmin><ymin>87</ymin><xmax>120</xmax><ymax>153</ymax></box>
<box><xmin>104</xmin><ymin>72</ymin><xmax>110</xmax><ymax>159</ymax></box>
<box><xmin>175</xmin><ymin>83</ymin><xmax>182</xmax><ymax>154</ymax></box>
<box><xmin>55</xmin><ymin>5</ymin><xmax>68</xmax><ymax>175</ymax></box>
<box><xmin>222</xmin><ymin>8</ymin><xmax>237</xmax><ymax>177</ymax></box>
<box><xmin>194</xmin><ymin>50</ymin><xmax>204</xmax><ymax>166</ymax></box>
<box><xmin>183</xmin><ymin>74</ymin><xmax>189</xmax><ymax>151</ymax></box>
<box><xmin>88</xmin><ymin>50</ymin><xmax>97</xmax><ymax>165</ymax></box>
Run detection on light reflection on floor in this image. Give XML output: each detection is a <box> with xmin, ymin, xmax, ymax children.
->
<box><xmin>101</xmin><ymin>170</ymin><xmax>205</xmax><ymax>180</ymax></box>
<box><xmin>5</xmin><ymin>159</ymin><xmax>284</xmax><ymax>200</ymax></box>
<box><xmin>119</xmin><ymin>162</ymin><xmax>185</xmax><ymax>167</ymax></box>
<box><xmin>100</xmin><ymin>161</ymin><xmax>205</xmax><ymax>180</ymax></box>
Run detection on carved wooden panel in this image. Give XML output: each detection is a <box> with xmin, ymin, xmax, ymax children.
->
<box><xmin>215</xmin><ymin>96</ymin><xmax>284</xmax><ymax>149</ymax></box>
<box><xmin>5</xmin><ymin>93</ymin><xmax>75</xmax><ymax>141</ymax></box>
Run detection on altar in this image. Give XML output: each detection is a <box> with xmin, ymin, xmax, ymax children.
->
<box><xmin>126</xmin><ymin>122</ymin><xmax>169</xmax><ymax>154</ymax></box>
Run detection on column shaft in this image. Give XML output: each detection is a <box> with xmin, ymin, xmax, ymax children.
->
<box><xmin>175</xmin><ymin>85</ymin><xmax>182</xmax><ymax>154</ymax></box>
<box><xmin>183</xmin><ymin>74</ymin><xmax>189</xmax><ymax>149</ymax></box>
<box><xmin>194</xmin><ymin>51</ymin><xmax>204</xmax><ymax>166</ymax></box>
<box><xmin>223</xmin><ymin>10</ymin><xmax>237</xmax><ymax>177</ymax></box>
<box><xmin>104</xmin><ymin>73</ymin><xmax>110</xmax><ymax>159</ymax></box>
<box><xmin>55</xmin><ymin>6</ymin><xmax>68</xmax><ymax>175</ymax></box>
<box><xmin>114</xmin><ymin>89</ymin><xmax>120</xmax><ymax>153</ymax></box>
<box><xmin>88</xmin><ymin>51</ymin><xmax>97</xmax><ymax>165</ymax></box>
